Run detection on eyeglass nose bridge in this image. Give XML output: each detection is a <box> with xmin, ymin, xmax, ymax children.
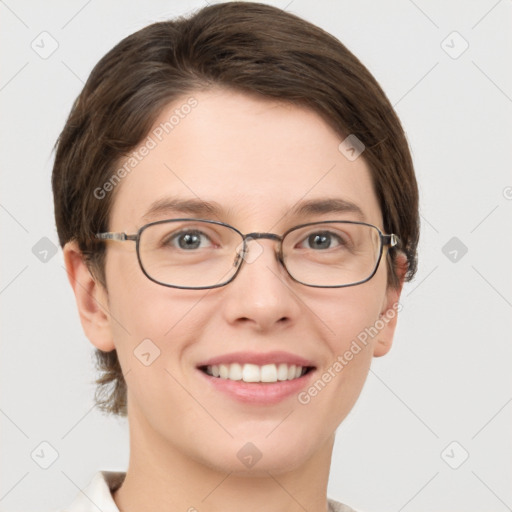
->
<box><xmin>234</xmin><ymin>232</ymin><xmax>284</xmax><ymax>267</ymax></box>
<box><xmin>244</xmin><ymin>232</ymin><xmax>282</xmax><ymax>242</ymax></box>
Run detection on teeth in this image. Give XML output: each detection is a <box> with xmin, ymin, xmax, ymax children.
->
<box><xmin>242</xmin><ymin>364</ymin><xmax>260</xmax><ymax>382</ymax></box>
<box><xmin>261</xmin><ymin>364</ymin><xmax>277</xmax><ymax>382</ymax></box>
<box><xmin>219</xmin><ymin>364</ymin><xmax>229</xmax><ymax>379</ymax></box>
<box><xmin>276</xmin><ymin>363</ymin><xmax>289</xmax><ymax>381</ymax></box>
<box><xmin>204</xmin><ymin>363</ymin><xmax>308</xmax><ymax>382</ymax></box>
<box><xmin>229</xmin><ymin>363</ymin><xmax>242</xmax><ymax>381</ymax></box>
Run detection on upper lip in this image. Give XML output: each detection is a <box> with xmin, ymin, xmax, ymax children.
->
<box><xmin>196</xmin><ymin>351</ymin><xmax>316</xmax><ymax>368</ymax></box>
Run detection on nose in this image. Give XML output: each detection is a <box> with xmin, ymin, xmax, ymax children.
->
<box><xmin>221</xmin><ymin>236</ymin><xmax>301</xmax><ymax>332</ymax></box>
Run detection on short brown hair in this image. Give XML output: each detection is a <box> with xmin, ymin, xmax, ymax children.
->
<box><xmin>52</xmin><ymin>1</ymin><xmax>419</xmax><ymax>417</ymax></box>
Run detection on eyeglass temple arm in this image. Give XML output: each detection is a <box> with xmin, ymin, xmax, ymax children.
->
<box><xmin>95</xmin><ymin>230</ymin><xmax>399</xmax><ymax>247</ymax></box>
<box><xmin>382</xmin><ymin>233</ymin><xmax>399</xmax><ymax>248</ymax></box>
<box><xmin>95</xmin><ymin>232</ymin><xmax>137</xmax><ymax>242</ymax></box>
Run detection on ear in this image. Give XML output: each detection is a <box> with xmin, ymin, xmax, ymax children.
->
<box><xmin>63</xmin><ymin>241</ymin><xmax>115</xmax><ymax>352</ymax></box>
<box><xmin>373</xmin><ymin>251</ymin><xmax>408</xmax><ymax>357</ymax></box>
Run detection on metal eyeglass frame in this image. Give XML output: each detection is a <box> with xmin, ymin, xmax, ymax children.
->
<box><xmin>95</xmin><ymin>218</ymin><xmax>400</xmax><ymax>290</ymax></box>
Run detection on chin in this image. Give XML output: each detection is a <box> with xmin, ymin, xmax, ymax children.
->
<box><xmin>191</xmin><ymin>429</ymin><xmax>324</xmax><ymax>476</ymax></box>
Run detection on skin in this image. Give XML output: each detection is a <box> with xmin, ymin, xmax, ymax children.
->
<box><xmin>64</xmin><ymin>88</ymin><xmax>407</xmax><ymax>512</ymax></box>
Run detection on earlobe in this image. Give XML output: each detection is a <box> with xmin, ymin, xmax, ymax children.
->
<box><xmin>373</xmin><ymin>251</ymin><xmax>408</xmax><ymax>358</ymax></box>
<box><xmin>63</xmin><ymin>241</ymin><xmax>115</xmax><ymax>352</ymax></box>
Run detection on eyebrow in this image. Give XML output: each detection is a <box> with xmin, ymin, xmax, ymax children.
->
<box><xmin>141</xmin><ymin>196</ymin><xmax>366</xmax><ymax>223</ymax></box>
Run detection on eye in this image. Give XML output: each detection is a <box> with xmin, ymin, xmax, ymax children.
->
<box><xmin>164</xmin><ymin>229</ymin><xmax>214</xmax><ymax>250</ymax></box>
<box><xmin>298</xmin><ymin>231</ymin><xmax>347</xmax><ymax>250</ymax></box>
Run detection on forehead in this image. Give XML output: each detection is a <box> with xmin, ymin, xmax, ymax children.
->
<box><xmin>109</xmin><ymin>88</ymin><xmax>382</xmax><ymax>230</ymax></box>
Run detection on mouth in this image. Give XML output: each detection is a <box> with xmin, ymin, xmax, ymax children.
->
<box><xmin>195</xmin><ymin>351</ymin><xmax>317</xmax><ymax>404</ymax></box>
<box><xmin>198</xmin><ymin>363</ymin><xmax>315</xmax><ymax>383</ymax></box>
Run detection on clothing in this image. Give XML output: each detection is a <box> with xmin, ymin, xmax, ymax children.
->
<box><xmin>56</xmin><ymin>471</ymin><xmax>359</xmax><ymax>512</ymax></box>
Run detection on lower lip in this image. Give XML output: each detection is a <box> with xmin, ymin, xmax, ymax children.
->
<box><xmin>197</xmin><ymin>368</ymin><xmax>316</xmax><ymax>404</ymax></box>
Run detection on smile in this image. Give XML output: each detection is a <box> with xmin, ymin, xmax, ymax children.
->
<box><xmin>201</xmin><ymin>363</ymin><xmax>312</xmax><ymax>383</ymax></box>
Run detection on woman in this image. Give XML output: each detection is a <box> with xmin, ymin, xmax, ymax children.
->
<box><xmin>53</xmin><ymin>2</ymin><xmax>419</xmax><ymax>510</ymax></box>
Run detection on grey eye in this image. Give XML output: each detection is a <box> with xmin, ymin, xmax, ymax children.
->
<box><xmin>164</xmin><ymin>230</ymin><xmax>212</xmax><ymax>250</ymax></box>
<box><xmin>300</xmin><ymin>231</ymin><xmax>345</xmax><ymax>250</ymax></box>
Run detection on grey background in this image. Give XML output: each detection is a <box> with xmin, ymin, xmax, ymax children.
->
<box><xmin>1</xmin><ymin>1</ymin><xmax>511</xmax><ymax>510</ymax></box>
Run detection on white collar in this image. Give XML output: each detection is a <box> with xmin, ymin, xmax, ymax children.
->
<box><xmin>64</xmin><ymin>471</ymin><xmax>125</xmax><ymax>511</ymax></box>
<box><xmin>63</xmin><ymin>470</ymin><xmax>356</xmax><ymax>512</ymax></box>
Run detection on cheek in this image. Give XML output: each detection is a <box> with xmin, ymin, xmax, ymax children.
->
<box><xmin>320</xmin><ymin>283</ymin><xmax>384</xmax><ymax>350</ymax></box>
<box><xmin>105</xmin><ymin>283</ymin><xmax>197</xmax><ymax>424</ymax></box>
<box><xmin>108</xmin><ymin>283</ymin><xmax>199</xmax><ymax>354</ymax></box>
<box><xmin>105</xmin><ymin>258</ymin><xmax>214</xmax><ymax>392</ymax></box>
<box><xmin>104</xmin><ymin>253</ymin><xmax>179</xmax><ymax>363</ymax></box>
<box><xmin>303</xmin><ymin>284</ymin><xmax>384</xmax><ymax>401</ymax></box>
<box><xmin>105</xmin><ymin>248</ymin><xmax>189</xmax><ymax>333</ymax></box>
<box><xmin>300</xmin><ymin>301</ymin><xmax>381</xmax><ymax>433</ymax></box>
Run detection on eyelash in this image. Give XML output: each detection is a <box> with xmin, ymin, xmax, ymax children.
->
<box><xmin>165</xmin><ymin>229</ymin><xmax>347</xmax><ymax>251</ymax></box>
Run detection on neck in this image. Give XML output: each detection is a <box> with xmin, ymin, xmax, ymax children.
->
<box><xmin>113</xmin><ymin>406</ymin><xmax>334</xmax><ymax>512</ymax></box>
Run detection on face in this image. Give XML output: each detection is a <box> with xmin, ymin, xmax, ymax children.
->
<box><xmin>70</xmin><ymin>88</ymin><xmax>403</xmax><ymax>475</ymax></box>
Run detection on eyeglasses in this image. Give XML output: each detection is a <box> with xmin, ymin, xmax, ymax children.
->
<box><xmin>95</xmin><ymin>219</ymin><xmax>399</xmax><ymax>289</ymax></box>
